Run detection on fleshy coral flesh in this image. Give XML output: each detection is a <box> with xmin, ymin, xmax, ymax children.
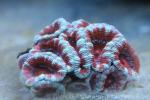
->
<box><xmin>17</xmin><ymin>18</ymin><xmax>140</xmax><ymax>95</ymax></box>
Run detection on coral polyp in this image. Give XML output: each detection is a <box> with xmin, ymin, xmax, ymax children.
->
<box><xmin>17</xmin><ymin>18</ymin><xmax>140</xmax><ymax>95</ymax></box>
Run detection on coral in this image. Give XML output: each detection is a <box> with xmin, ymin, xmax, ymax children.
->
<box><xmin>17</xmin><ymin>18</ymin><xmax>140</xmax><ymax>95</ymax></box>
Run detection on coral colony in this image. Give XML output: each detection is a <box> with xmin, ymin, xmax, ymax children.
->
<box><xmin>17</xmin><ymin>18</ymin><xmax>140</xmax><ymax>95</ymax></box>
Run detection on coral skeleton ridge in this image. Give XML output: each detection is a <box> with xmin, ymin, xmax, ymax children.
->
<box><xmin>17</xmin><ymin>18</ymin><xmax>140</xmax><ymax>95</ymax></box>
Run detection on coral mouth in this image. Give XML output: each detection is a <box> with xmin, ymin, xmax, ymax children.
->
<box><xmin>31</xmin><ymin>62</ymin><xmax>59</xmax><ymax>77</ymax></box>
